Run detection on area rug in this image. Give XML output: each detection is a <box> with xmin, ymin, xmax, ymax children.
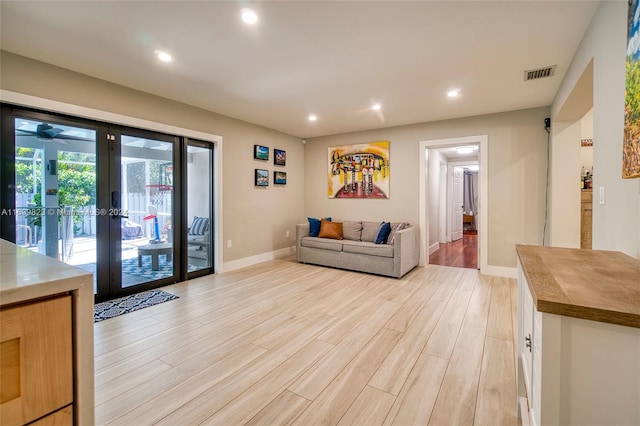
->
<box><xmin>94</xmin><ymin>289</ymin><xmax>179</xmax><ymax>322</ymax></box>
<box><xmin>121</xmin><ymin>257</ymin><xmax>198</xmax><ymax>281</ymax></box>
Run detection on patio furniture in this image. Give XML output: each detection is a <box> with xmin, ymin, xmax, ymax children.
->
<box><xmin>137</xmin><ymin>243</ymin><xmax>172</xmax><ymax>271</ymax></box>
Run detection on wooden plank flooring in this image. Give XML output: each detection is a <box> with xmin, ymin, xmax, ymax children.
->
<box><xmin>95</xmin><ymin>257</ymin><xmax>519</xmax><ymax>425</ymax></box>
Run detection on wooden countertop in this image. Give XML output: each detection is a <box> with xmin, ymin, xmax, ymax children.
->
<box><xmin>516</xmin><ymin>245</ymin><xmax>640</xmax><ymax>328</ymax></box>
<box><xmin>0</xmin><ymin>239</ymin><xmax>92</xmax><ymax>306</ymax></box>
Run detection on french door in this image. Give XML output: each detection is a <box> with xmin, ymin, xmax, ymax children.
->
<box><xmin>1</xmin><ymin>105</ymin><xmax>213</xmax><ymax>301</ymax></box>
<box><xmin>95</xmin><ymin>127</ymin><xmax>181</xmax><ymax>299</ymax></box>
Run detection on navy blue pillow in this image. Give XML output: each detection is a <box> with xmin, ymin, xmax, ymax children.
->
<box><xmin>375</xmin><ymin>221</ymin><xmax>391</xmax><ymax>244</ymax></box>
<box><xmin>308</xmin><ymin>217</ymin><xmax>331</xmax><ymax>237</ymax></box>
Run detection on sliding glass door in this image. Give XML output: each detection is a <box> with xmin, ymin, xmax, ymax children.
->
<box><xmin>5</xmin><ymin>112</ymin><xmax>100</xmax><ymax>285</ymax></box>
<box><xmin>1</xmin><ymin>105</ymin><xmax>214</xmax><ymax>301</ymax></box>
<box><xmin>186</xmin><ymin>139</ymin><xmax>214</xmax><ymax>277</ymax></box>
<box><xmin>118</xmin><ymin>132</ymin><xmax>179</xmax><ymax>289</ymax></box>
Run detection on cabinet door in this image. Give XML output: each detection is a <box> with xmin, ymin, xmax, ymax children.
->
<box><xmin>0</xmin><ymin>296</ymin><xmax>73</xmax><ymax>425</ymax></box>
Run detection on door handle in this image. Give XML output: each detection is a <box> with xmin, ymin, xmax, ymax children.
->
<box><xmin>109</xmin><ymin>191</ymin><xmax>128</xmax><ymax>218</ymax></box>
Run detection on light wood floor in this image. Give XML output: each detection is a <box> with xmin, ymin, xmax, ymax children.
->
<box><xmin>94</xmin><ymin>258</ymin><xmax>519</xmax><ymax>426</ymax></box>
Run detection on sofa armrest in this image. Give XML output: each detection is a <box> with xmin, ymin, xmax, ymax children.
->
<box><xmin>393</xmin><ymin>225</ymin><xmax>420</xmax><ymax>277</ymax></box>
<box><xmin>296</xmin><ymin>223</ymin><xmax>310</xmax><ymax>261</ymax></box>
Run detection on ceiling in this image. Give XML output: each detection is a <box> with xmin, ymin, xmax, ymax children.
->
<box><xmin>0</xmin><ymin>1</ymin><xmax>599</xmax><ymax>139</ymax></box>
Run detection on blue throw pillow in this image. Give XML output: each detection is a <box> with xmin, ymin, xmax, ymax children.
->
<box><xmin>308</xmin><ymin>217</ymin><xmax>331</xmax><ymax>237</ymax></box>
<box><xmin>375</xmin><ymin>221</ymin><xmax>391</xmax><ymax>244</ymax></box>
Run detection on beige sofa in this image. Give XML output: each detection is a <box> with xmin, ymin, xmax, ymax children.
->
<box><xmin>296</xmin><ymin>220</ymin><xmax>419</xmax><ymax>278</ymax></box>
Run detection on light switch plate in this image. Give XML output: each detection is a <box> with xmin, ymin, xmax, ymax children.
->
<box><xmin>599</xmin><ymin>186</ymin><xmax>605</xmax><ymax>205</ymax></box>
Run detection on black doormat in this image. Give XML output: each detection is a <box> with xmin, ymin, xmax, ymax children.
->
<box><xmin>94</xmin><ymin>289</ymin><xmax>178</xmax><ymax>322</ymax></box>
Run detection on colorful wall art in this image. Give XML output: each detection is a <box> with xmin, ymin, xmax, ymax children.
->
<box><xmin>328</xmin><ymin>141</ymin><xmax>390</xmax><ymax>198</ymax></box>
<box><xmin>625</xmin><ymin>0</ymin><xmax>640</xmax><ymax>178</ymax></box>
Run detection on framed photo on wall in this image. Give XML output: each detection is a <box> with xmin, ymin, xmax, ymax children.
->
<box><xmin>274</xmin><ymin>149</ymin><xmax>286</xmax><ymax>166</ymax></box>
<box><xmin>274</xmin><ymin>171</ymin><xmax>287</xmax><ymax>185</ymax></box>
<box><xmin>255</xmin><ymin>169</ymin><xmax>269</xmax><ymax>186</ymax></box>
<box><xmin>254</xmin><ymin>145</ymin><xmax>269</xmax><ymax>161</ymax></box>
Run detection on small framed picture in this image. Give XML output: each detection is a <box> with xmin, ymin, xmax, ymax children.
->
<box><xmin>274</xmin><ymin>171</ymin><xmax>287</xmax><ymax>185</ymax></box>
<box><xmin>274</xmin><ymin>149</ymin><xmax>286</xmax><ymax>166</ymax></box>
<box><xmin>255</xmin><ymin>169</ymin><xmax>269</xmax><ymax>186</ymax></box>
<box><xmin>254</xmin><ymin>145</ymin><xmax>269</xmax><ymax>161</ymax></box>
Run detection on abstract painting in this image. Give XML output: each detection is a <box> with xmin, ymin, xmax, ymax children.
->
<box><xmin>328</xmin><ymin>141</ymin><xmax>390</xmax><ymax>198</ymax></box>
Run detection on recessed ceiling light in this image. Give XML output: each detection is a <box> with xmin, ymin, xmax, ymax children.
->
<box><xmin>241</xmin><ymin>8</ymin><xmax>258</xmax><ymax>25</ymax></box>
<box><xmin>372</xmin><ymin>103</ymin><xmax>382</xmax><ymax>111</ymax></box>
<box><xmin>456</xmin><ymin>147</ymin><xmax>474</xmax><ymax>155</ymax></box>
<box><xmin>447</xmin><ymin>89</ymin><xmax>460</xmax><ymax>98</ymax></box>
<box><xmin>155</xmin><ymin>50</ymin><xmax>172</xmax><ymax>62</ymax></box>
<box><xmin>308</xmin><ymin>114</ymin><xmax>317</xmax><ymax>122</ymax></box>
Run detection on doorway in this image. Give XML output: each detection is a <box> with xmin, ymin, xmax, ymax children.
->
<box><xmin>429</xmin><ymin>161</ymin><xmax>479</xmax><ymax>269</ymax></box>
<box><xmin>419</xmin><ymin>135</ymin><xmax>488</xmax><ymax>272</ymax></box>
<box><xmin>1</xmin><ymin>104</ymin><xmax>217</xmax><ymax>301</ymax></box>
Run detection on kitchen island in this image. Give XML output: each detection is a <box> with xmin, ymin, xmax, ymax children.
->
<box><xmin>0</xmin><ymin>239</ymin><xmax>94</xmax><ymax>425</ymax></box>
<box><xmin>516</xmin><ymin>245</ymin><xmax>639</xmax><ymax>426</ymax></box>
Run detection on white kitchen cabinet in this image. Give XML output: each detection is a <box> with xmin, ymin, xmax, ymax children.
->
<box><xmin>516</xmin><ymin>246</ymin><xmax>639</xmax><ymax>426</ymax></box>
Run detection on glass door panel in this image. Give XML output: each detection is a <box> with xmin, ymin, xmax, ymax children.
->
<box><xmin>119</xmin><ymin>134</ymin><xmax>175</xmax><ymax>289</ymax></box>
<box><xmin>186</xmin><ymin>141</ymin><xmax>213</xmax><ymax>274</ymax></box>
<box><xmin>13</xmin><ymin>117</ymin><xmax>98</xmax><ymax>286</ymax></box>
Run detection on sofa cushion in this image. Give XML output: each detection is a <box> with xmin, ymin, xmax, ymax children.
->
<box><xmin>308</xmin><ymin>217</ymin><xmax>331</xmax><ymax>237</ymax></box>
<box><xmin>318</xmin><ymin>219</ymin><xmax>343</xmax><ymax>240</ymax></box>
<box><xmin>300</xmin><ymin>237</ymin><xmax>343</xmax><ymax>251</ymax></box>
<box><xmin>342</xmin><ymin>221</ymin><xmax>362</xmax><ymax>241</ymax></box>
<box><xmin>387</xmin><ymin>222</ymin><xmax>408</xmax><ymax>245</ymax></box>
<box><xmin>189</xmin><ymin>216</ymin><xmax>209</xmax><ymax>236</ymax></box>
<box><xmin>375</xmin><ymin>221</ymin><xmax>391</xmax><ymax>244</ymax></box>
<box><xmin>361</xmin><ymin>221</ymin><xmax>381</xmax><ymax>242</ymax></box>
<box><xmin>342</xmin><ymin>240</ymin><xmax>394</xmax><ymax>258</ymax></box>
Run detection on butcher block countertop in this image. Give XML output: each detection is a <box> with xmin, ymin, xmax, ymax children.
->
<box><xmin>516</xmin><ymin>245</ymin><xmax>640</xmax><ymax>328</ymax></box>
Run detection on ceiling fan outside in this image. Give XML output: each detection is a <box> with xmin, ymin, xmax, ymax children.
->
<box><xmin>16</xmin><ymin>122</ymin><xmax>94</xmax><ymax>145</ymax></box>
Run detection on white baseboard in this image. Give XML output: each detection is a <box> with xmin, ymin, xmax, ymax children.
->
<box><xmin>222</xmin><ymin>246</ymin><xmax>295</xmax><ymax>273</ymax></box>
<box><xmin>482</xmin><ymin>265</ymin><xmax>517</xmax><ymax>278</ymax></box>
<box><xmin>429</xmin><ymin>242</ymin><xmax>440</xmax><ymax>255</ymax></box>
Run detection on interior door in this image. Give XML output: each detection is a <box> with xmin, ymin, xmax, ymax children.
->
<box><xmin>452</xmin><ymin>166</ymin><xmax>464</xmax><ymax>241</ymax></box>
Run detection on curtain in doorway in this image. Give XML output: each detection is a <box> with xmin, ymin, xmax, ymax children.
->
<box><xmin>463</xmin><ymin>170</ymin><xmax>478</xmax><ymax>217</ymax></box>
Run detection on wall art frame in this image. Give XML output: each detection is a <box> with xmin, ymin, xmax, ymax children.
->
<box><xmin>328</xmin><ymin>141</ymin><xmax>390</xmax><ymax>198</ymax></box>
<box><xmin>254</xmin><ymin>145</ymin><xmax>269</xmax><ymax>161</ymax></box>
<box><xmin>274</xmin><ymin>148</ymin><xmax>286</xmax><ymax>166</ymax></box>
<box><xmin>274</xmin><ymin>171</ymin><xmax>287</xmax><ymax>185</ymax></box>
<box><xmin>255</xmin><ymin>168</ymin><xmax>269</xmax><ymax>186</ymax></box>
<box><xmin>625</xmin><ymin>0</ymin><xmax>640</xmax><ymax>178</ymax></box>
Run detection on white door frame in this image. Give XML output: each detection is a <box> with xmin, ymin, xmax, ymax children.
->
<box><xmin>419</xmin><ymin>135</ymin><xmax>488</xmax><ymax>271</ymax></box>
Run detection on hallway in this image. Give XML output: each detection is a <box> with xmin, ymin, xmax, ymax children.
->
<box><xmin>429</xmin><ymin>231</ymin><xmax>478</xmax><ymax>269</ymax></box>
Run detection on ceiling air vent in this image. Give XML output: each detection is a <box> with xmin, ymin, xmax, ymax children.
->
<box><xmin>524</xmin><ymin>65</ymin><xmax>557</xmax><ymax>81</ymax></box>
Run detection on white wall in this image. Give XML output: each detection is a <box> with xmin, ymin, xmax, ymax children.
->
<box><xmin>551</xmin><ymin>1</ymin><xmax>640</xmax><ymax>258</ymax></box>
<box><xmin>428</xmin><ymin>149</ymin><xmax>447</xmax><ymax>252</ymax></box>
<box><xmin>550</xmin><ymin>121</ymin><xmax>581</xmax><ymax>248</ymax></box>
